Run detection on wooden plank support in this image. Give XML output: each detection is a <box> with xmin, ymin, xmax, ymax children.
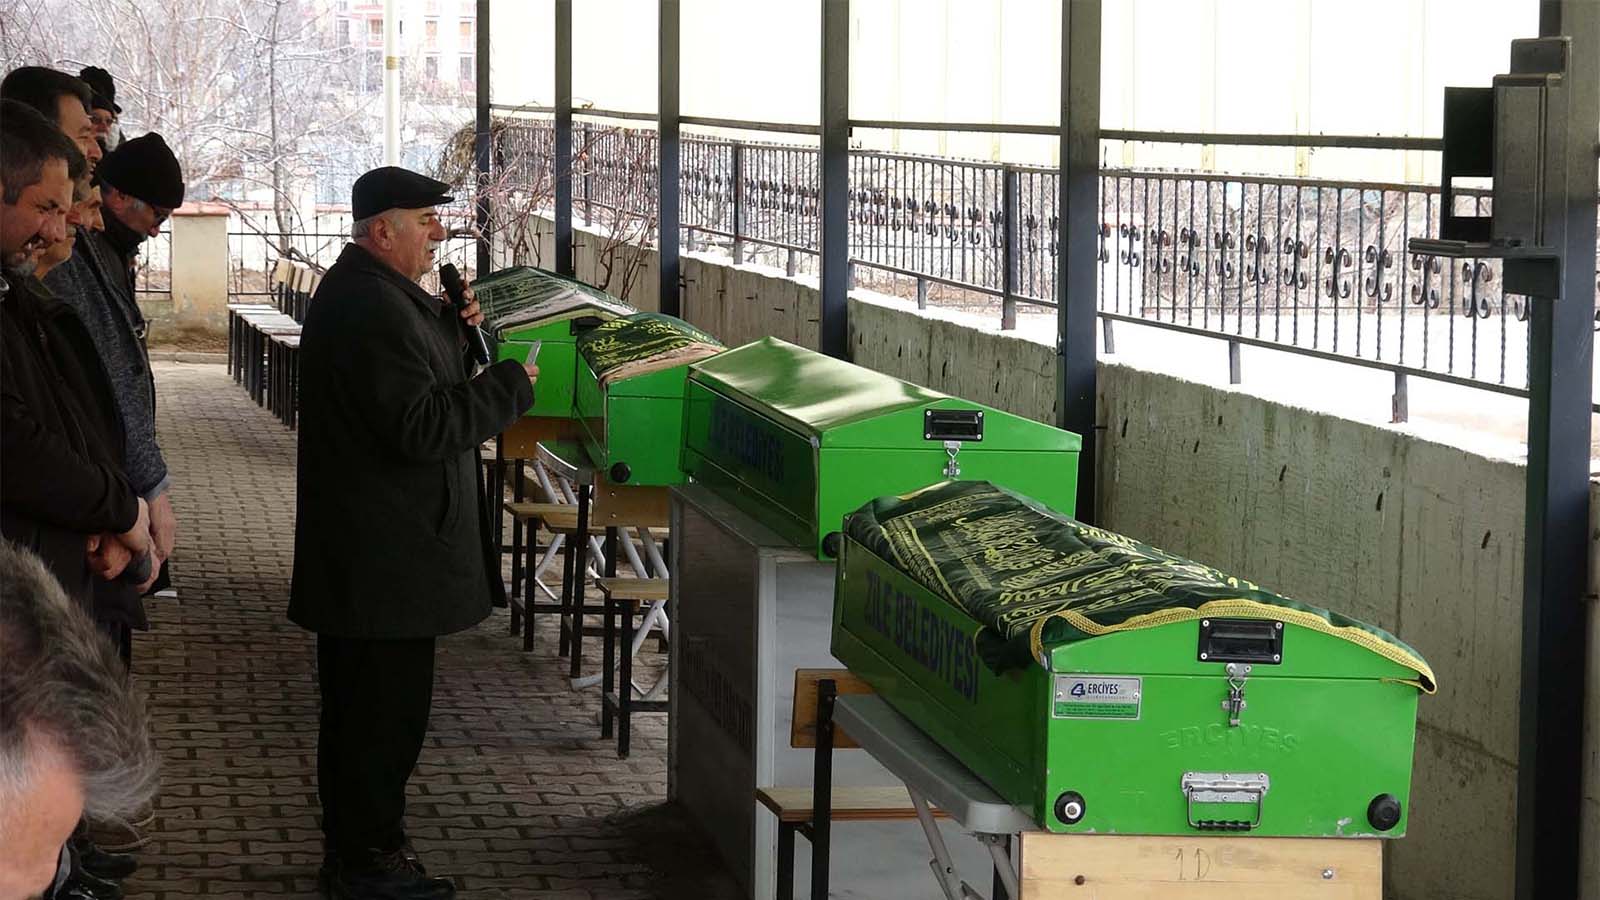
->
<box><xmin>1019</xmin><ymin>834</ymin><xmax>1380</xmax><ymax>899</ymax></box>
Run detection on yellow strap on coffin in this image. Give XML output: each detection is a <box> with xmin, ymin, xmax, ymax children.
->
<box><xmin>1028</xmin><ymin>598</ymin><xmax>1438</xmax><ymax>694</ymax></box>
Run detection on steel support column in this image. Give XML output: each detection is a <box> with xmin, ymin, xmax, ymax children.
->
<box><xmin>382</xmin><ymin>0</ymin><xmax>400</xmax><ymax>165</ymax></box>
<box><xmin>473</xmin><ymin>0</ymin><xmax>491</xmax><ymax>276</ymax></box>
<box><xmin>1056</xmin><ymin>0</ymin><xmax>1101</xmax><ymax>523</ymax></box>
<box><xmin>1515</xmin><ymin>3</ymin><xmax>1597</xmax><ymax>899</ymax></box>
<box><xmin>1002</xmin><ymin>166</ymin><xmax>1020</xmax><ymax>330</ymax></box>
<box><xmin>554</xmin><ymin>0</ymin><xmax>574</xmax><ymax>277</ymax></box>
<box><xmin>659</xmin><ymin>0</ymin><xmax>681</xmax><ymax>316</ymax></box>
<box><xmin>819</xmin><ymin>0</ymin><xmax>850</xmax><ymax>359</ymax></box>
<box><xmin>731</xmin><ymin>142</ymin><xmax>746</xmax><ymax>265</ymax></box>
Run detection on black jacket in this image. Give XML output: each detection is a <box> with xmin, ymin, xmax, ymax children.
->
<box><xmin>44</xmin><ymin>222</ymin><xmax>169</xmax><ymax>499</ymax></box>
<box><xmin>0</xmin><ymin>272</ymin><xmax>141</xmax><ymax>612</ymax></box>
<box><xmin>43</xmin><ymin>225</ymin><xmax>166</xmax><ymax>620</ymax></box>
<box><xmin>288</xmin><ymin>244</ymin><xmax>532</xmax><ymax>639</ymax></box>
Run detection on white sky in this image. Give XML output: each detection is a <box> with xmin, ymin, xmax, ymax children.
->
<box><xmin>489</xmin><ymin>0</ymin><xmax>1543</xmax><ymax>178</ymax></box>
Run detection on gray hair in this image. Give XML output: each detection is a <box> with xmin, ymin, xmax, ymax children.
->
<box><xmin>0</xmin><ymin>541</ymin><xmax>157</xmax><ymax>832</ymax></box>
<box><xmin>351</xmin><ymin>209</ymin><xmax>399</xmax><ymax>240</ymax></box>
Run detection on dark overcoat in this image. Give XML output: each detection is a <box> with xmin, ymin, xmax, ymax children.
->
<box><xmin>0</xmin><ymin>273</ymin><xmax>141</xmax><ymax>611</ymax></box>
<box><xmin>288</xmin><ymin>244</ymin><xmax>532</xmax><ymax>639</ymax></box>
<box><xmin>45</xmin><ymin>226</ymin><xmax>165</xmax><ymax>622</ymax></box>
<box><xmin>46</xmin><ymin>224</ymin><xmax>168</xmax><ymax>500</ymax></box>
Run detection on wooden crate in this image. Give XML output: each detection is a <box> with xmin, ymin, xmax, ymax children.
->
<box><xmin>501</xmin><ymin>415</ymin><xmax>580</xmax><ymax>458</ymax></box>
<box><xmin>1020</xmin><ymin>833</ymin><xmax>1380</xmax><ymax>899</ymax></box>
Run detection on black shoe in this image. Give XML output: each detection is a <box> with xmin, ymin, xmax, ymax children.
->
<box><xmin>321</xmin><ymin>848</ymin><xmax>455</xmax><ymax>900</ymax></box>
<box><xmin>50</xmin><ymin>866</ymin><xmax>123</xmax><ymax>900</ymax></box>
<box><xmin>49</xmin><ymin>882</ymin><xmax>117</xmax><ymax>900</ymax></box>
<box><xmin>72</xmin><ymin>838</ymin><xmax>138</xmax><ymax>881</ymax></box>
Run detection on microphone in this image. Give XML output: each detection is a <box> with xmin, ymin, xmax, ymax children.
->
<box><xmin>119</xmin><ymin>552</ymin><xmax>152</xmax><ymax>587</ymax></box>
<box><xmin>440</xmin><ymin>263</ymin><xmax>492</xmax><ymax>366</ymax></box>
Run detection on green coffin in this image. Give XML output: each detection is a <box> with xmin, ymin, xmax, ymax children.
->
<box><xmin>574</xmin><ymin>312</ymin><xmax>725</xmax><ymax>486</ymax></box>
<box><xmin>681</xmin><ymin>337</ymin><xmax>1081</xmax><ymax>559</ymax></box>
<box><xmin>832</xmin><ymin>480</ymin><xmax>1435</xmax><ymax>837</ymax></box>
<box><xmin>476</xmin><ymin>266</ymin><xmax>634</xmax><ymax>420</ymax></box>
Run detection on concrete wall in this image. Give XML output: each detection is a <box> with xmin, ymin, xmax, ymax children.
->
<box><xmin>518</xmin><ymin>214</ymin><xmax>1599</xmax><ymax>900</ymax></box>
<box><xmin>140</xmin><ymin>206</ymin><xmax>232</xmax><ymax>340</ymax></box>
<box><xmin>168</xmin><ymin>209</ymin><xmax>231</xmax><ymax>332</ymax></box>
<box><xmin>1096</xmin><ymin>366</ymin><xmax>1521</xmax><ymax>900</ymax></box>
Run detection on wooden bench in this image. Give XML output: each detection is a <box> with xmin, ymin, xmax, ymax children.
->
<box><xmin>248</xmin><ymin>321</ymin><xmax>301</xmax><ymax>407</ymax></box>
<box><xmin>502</xmin><ymin>500</ymin><xmax>608</xmax><ymax>651</ymax></box>
<box><xmin>230</xmin><ymin>309</ymin><xmax>299</xmax><ymax>406</ymax></box>
<box><xmin>491</xmin><ymin>417</ymin><xmax>583</xmax><ymax>596</ymax></box>
<box><xmin>282</xmin><ymin>261</ymin><xmax>317</xmax><ymax>322</ymax></box>
<box><xmin>489</xmin><ymin>436</ymin><xmax>673</xmax><ymax>682</ymax></box>
<box><xmin>296</xmin><ymin>266</ymin><xmax>321</xmax><ymax>321</ymax></box>
<box><xmin>226</xmin><ymin>303</ymin><xmax>278</xmax><ymax>379</ymax></box>
<box><xmin>503</xmin><ymin>501</ymin><xmax>608</xmax><ymax>535</ymax></box>
<box><xmin>270</xmin><ymin>258</ymin><xmax>294</xmax><ymax>316</ymax></box>
<box><xmin>594</xmin><ymin>575</ymin><xmax>669</xmax><ymax>602</ymax></box>
<box><xmin>757</xmin><ymin>786</ymin><xmax>935</xmax><ymax>824</ymax></box>
<box><xmin>756</xmin><ymin>669</ymin><xmax>946</xmax><ymax>900</ymax></box>
<box><xmin>596</xmin><ymin>576</ymin><xmax>671</xmax><ymax>757</ymax></box>
<box><xmin>266</xmin><ymin>331</ymin><xmax>302</xmax><ymax>428</ymax></box>
<box><xmin>548</xmin><ymin>473</ymin><xmax>669</xmax><ymax>682</ymax></box>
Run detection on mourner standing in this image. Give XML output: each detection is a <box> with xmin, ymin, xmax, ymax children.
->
<box><xmin>49</xmin><ymin>133</ymin><xmax>185</xmax><ymax>678</ymax></box>
<box><xmin>4</xmin><ymin>99</ymin><xmax>157</xmax><ymax>897</ymax></box>
<box><xmin>289</xmin><ymin>166</ymin><xmax>538</xmax><ymax>900</ymax></box>
<box><xmin>0</xmin><ymin>100</ymin><xmax>150</xmax><ymax>614</ymax></box>
<box><xmin>77</xmin><ymin>66</ymin><xmax>122</xmax><ymax>152</ymax></box>
<box><xmin>0</xmin><ymin>67</ymin><xmax>102</xmax><ymax>175</ymax></box>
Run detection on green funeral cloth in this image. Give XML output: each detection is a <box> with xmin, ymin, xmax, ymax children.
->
<box><xmin>576</xmin><ymin>313</ymin><xmax>724</xmax><ymax>384</ymax></box>
<box><xmin>846</xmin><ymin>480</ymin><xmax>1435</xmax><ymax>691</ymax></box>
<box><xmin>475</xmin><ymin>266</ymin><xmax>633</xmax><ymax>327</ymax></box>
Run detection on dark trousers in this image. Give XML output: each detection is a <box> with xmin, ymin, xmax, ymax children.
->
<box><xmin>316</xmin><ymin>635</ymin><xmax>436</xmax><ymax>861</ymax></box>
<box><xmin>97</xmin><ymin>620</ymin><xmax>131</xmax><ymax>669</ymax></box>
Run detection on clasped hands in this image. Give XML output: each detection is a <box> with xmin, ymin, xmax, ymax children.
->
<box><xmin>86</xmin><ymin>493</ymin><xmax>175</xmax><ymax>592</ymax></box>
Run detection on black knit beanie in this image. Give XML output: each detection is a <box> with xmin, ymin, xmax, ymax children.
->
<box><xmin>98</xmin><ymin>132</ymin><xmax>184</xmax><ymax>209</ymax></box>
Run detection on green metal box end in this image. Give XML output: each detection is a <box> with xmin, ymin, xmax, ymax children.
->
<box><xmin>682</xmin><ymin>338</ymin><xmax>1081</xmax><ymax>559</ymax></box>
<box><xmin>575</xmin><ymin>363</ymin><xmax>697</xmax><ymax>486</ymax></box>
<box><xmin>833</xmin><ymin>536</ymin><xmax>1423</xmax><ymax>838</ymax></box>
<box><xmin>497</xmin><ymin>339</ymin><xmax>578</xmax><ymax>420</ymax></box>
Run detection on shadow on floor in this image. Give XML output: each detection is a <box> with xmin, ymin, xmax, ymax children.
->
<box><xmin>610</xmin><ymin>802</ymin><xmax>743</xmax><ymax>900</ymax></box>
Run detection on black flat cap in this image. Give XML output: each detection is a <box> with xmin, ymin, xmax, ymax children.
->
<box><xmin>79</xmin><ymin>66</ymin><xmax>120</xmax><ymax>114</ymax></box>
<box><xmin>352</xmin><ymin>166</ymin><xmax>454</xmax><ymax>221</ymax></box>
<box><xmin>99</xmin><ymin>132</ymin><xmax>184</xmax><ymax>209</ymax></box>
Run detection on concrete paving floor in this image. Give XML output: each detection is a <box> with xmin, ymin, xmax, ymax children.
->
<box><xmin>122</xmin><ymin>361</ymin><xmax>743</xmax><ymax>899</ymax></box>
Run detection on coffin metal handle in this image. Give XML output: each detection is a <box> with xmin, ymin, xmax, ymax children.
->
<box><xmin>924</xmin><ymin>408</ymin><xmax>984</xmax><ymax>442</ymax></box>
<box><xmin>1181</xmin><ymin>772</ymin><xmax>1270</xmax><ymax>831</ymax></box>
<box><xmin>569</xmin><ymin>315</ymin><xmax>606</xmax><ymax>335</ymax></box>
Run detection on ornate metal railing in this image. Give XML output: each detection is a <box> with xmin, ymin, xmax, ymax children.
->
<box><xmin>223</xmin><ymin>211</ymin><xmax>479</xmax><ymax>301</ymax></box>
<box><xmin>496</xmin><ymin>117</ymin><xmax>1599</xmax><ymax>405</ymax></box>
<box><xmin>1096</xmin><ymin>173</ymin><xmax>1548</xmax><ymax>395</ymax></box>
<box><xmin>131</xmin><ymin>226</ymin><xmax>173</xmax><ymax>304</ymax></box>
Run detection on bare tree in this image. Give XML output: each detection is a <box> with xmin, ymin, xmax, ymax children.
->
<box><xmin>1</xmin><ymin>0</ymin><xmax>373</xmax><ymax>247</ymax></box>
<box><xmin>437</xmin><ymin>114</ymin><xmax>658</xmax><ymax>301</ymax></box>
<box><xmin>438</xmin><ymin>112</ymin><xmax>553</xmax><ymax>271</ymax></box>
<box><xmin>584</xmin><ymin>134</ymin><xmax>657</xmax><ymax>300</ymax></box>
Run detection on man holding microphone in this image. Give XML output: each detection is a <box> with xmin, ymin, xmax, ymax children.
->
<box><xmin>289</xmin><ymin>166</ymin><xmax>538</xmax><ymax>900</ymax></box>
